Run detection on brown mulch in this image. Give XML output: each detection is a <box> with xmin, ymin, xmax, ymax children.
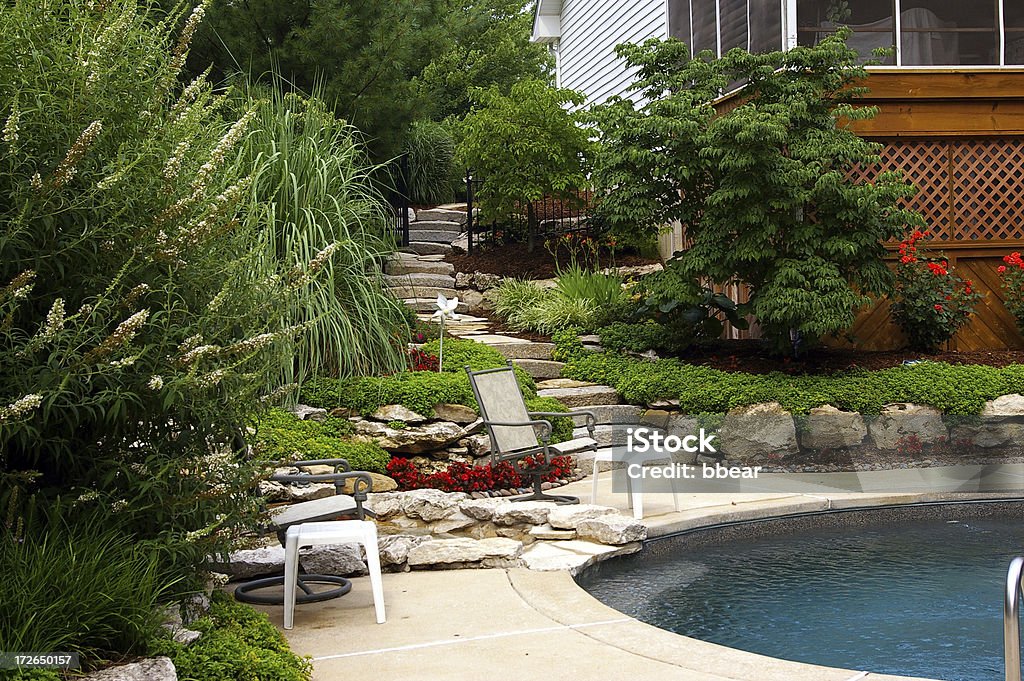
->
<box><xmin>675</xmin><ymin>340</ymin><xmax>1024</xmax><ymax>374</ymax></box>
<box><xmin>447</xmin><ymin>242</ymin><xmax>659</xmax><ymax>279</ymax></box>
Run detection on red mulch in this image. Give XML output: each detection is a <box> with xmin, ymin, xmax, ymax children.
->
<box><xmin>675</xmin><ymin>340</ymin><xmax>1024</xmax><ymax>374</ymax></box>
<box><xmin>447</xmin><ymin>242</ymin><xmax>659</xmax><ymax>279</ymax></box>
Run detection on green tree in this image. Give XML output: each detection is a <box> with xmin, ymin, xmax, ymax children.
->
<box><xmin>187</xmin><ymin>0</ymin><xmax>451</xmax><ymax>158</ymax></box>
<box><xmin>457</xmin><ymin>79</ymin><xmax>592</xmax><ymax>252</ymax></box>
<box><xmin>591</xmin><ymin>33</ymin><xmax>922</xmax><ymax>352</ymax></box>
<box><xmin>417</xmin><ymin>0</ymin><xmax>554</xmax><ymax>121</ymax></box>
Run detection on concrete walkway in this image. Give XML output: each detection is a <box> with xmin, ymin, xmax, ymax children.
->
<box><xmin>254</xmin><ymin>483</ymin><xmax>1024</xmax><ymax>681</ymax></box>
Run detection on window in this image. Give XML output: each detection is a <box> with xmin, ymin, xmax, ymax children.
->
<box><xmin>750</xmin><ymin>0</ymin><xmax>784</xmax><ymax>53</ymax></box>
<box><xmin>797</xmin><ymin>0</ymin><xmax>895</xmax><ymax>64</ymax></box>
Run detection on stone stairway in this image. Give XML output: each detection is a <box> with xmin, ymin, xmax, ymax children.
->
<box><xmin>400</xmin><ymin>206</ymin><xmax>468</xmax><ymax>257</ymax></box>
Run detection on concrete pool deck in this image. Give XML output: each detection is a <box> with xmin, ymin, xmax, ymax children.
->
<box><xmin>256</xmin><ymin>471</ymin><xmax>1024</xmax><ymax>681</ymax></box>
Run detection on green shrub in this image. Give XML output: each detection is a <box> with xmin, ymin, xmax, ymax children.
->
<box><xmin>151</xmin><ymin>592</ymin><xmax>311</xmax><ymax>681</ymax></box>
<box><xmin>252</xmin><ymin>409</ymin><xmax>390</xmax><ymax>473</ymax></box>
<box><xmin>0</xmin><ymin>509</ymin><xmax>168</xmax><ymax>664</ymax></box>
<box><xmin>597</xmin><ymin>321</ymin><xmax>666</xmax><ymax>354</ymax></box>
<box><xmin>555</xmin><ymin>336</ymin><xmax>1024</xmax><ymax>415</ymax></box>
<box><xmin>495</xmin><ymin>271</ymin><xmax>626</xmax><ymax>334</ymax></box>
<box><xmin>524</xmin><ymin>396</ymin><xmax>574</xmax><ymax>443</ymax></box>
<box><xmin>403</xmin><ymin>120</ymin><xmax>456</xmax><ymax>205</ymax></box>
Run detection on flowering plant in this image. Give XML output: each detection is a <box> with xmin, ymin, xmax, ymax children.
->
<box><xmin>386</xmin><ymin>455</ymin><xmax>575</xmax><ymax>493</ymax></box>
<box><xmin>997</xmin><ymin>252</ymin><xmax>1024</xmax><ymax>331</ymax></box>
<box><xmin>890</xmin><ymin>230</ymin><xmax>982</xmax><ymax>351</ymax></box>
<box><xmin>407</xmin><ymin>348</ymin><xmax>440</xmax><ymax>372</ymax></box>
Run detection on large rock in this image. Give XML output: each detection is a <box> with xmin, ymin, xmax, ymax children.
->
<box><xmin>490</xmin><ymin>501</ymin><xmax>554</xmax><ymax>526</ymax></box>
<box><xmin>459</xmin><ymin>497</ymin><xmax>511</xmax><ymax>520</ymax></box>
<box><xmin>285</xmin><ymin>404</ymin><xmax>327</xmax><ymax>421</ymax></box>
<box><xmin>366</xmin><ymin>492</ymin><xmax>404</xmax><ymax>520</ymax></box>
<box><xmin>401</xmin><ymin>489</ymin><xmax>469</xmax><ymax>521</ymax></box>
<box><xmin>354</xmin><ymin>419</ymin><xmax>464</xmax><ymax>454</ymax></box>
<box><xmin>340</xmin><ymin>472</ymin><xmax>398</xmax><ymax>494</ymax></box>
<box><xmin>86</xmin><ymin>657</ymin><xmax>177</xmax><ymax>681</ymax></box>
<box><xmin>416</xmin><ymin>208</ymin><xmax>467</xmax><ymax>224</ymax></box>
<box><xmin>490</xmin><ymin>342</ymin><xmax>555</xmax><ymax>360</ymax></box>
<box><xmin>513</xmin><ymin>358</ymin><xmax>565</xmax><ymax>380</ymax></box>
<box><xmin>432</xmin><ymin>403</ymin><xmax>478</xmax><ymax>424</ymax></box>
<box><xmin>869</xmin><ymin>403</ymin><xmax>948</xmax><ymax>449</ymax></box>
<box><xmin>377</xmin><ymin>534</ymin><xmax>434</xmax><ymax>567</ymax></box>
<box><xmin>952</xmin><ymin>394</ymin><xmax>1024</xmax><ymax>448</ymax></box>
<box><xmin>406</xmin><ymin>537</ymin><xmax>522</xmax><ymax>567</ymax></box>
<box><xmin>800</xmin><ymin>405</ymin><xmax>867</xmax><ymax>450</ymax></box>
<box><xmin>370</xmin><ymin>404</ymin><xmax>428</xmax><ymax>424</ymax></box>
<box><xmin>537</xmin><ymin>385</ymin><xmax>621</xmax><ymax>408</ymax></box>
<box><xmin>385</xmin><ymin>257</ymin><xmax>454</xmax><ymax>276</ymax></box>
<box><xmin>547</xmin><ymin>504</ymin><xmax>618</xmax><ymax>530</ymax></box>
<box><xmin>299</xmin><ymin>543</ymin><xmax>368</xmax><ymax>576</ymax></box>
<box><xmin>430</xmin><ymin>510</ymin><xmax>477</xmax><ymax>534</ymax></box>
<box><xmin>719</xmin><ymin>402</ymin><xmax>799</xmax><ymax>460</ymax></box>
<box><xmin>225</xmin><ymin>545</ymin><xmax>285</xmax><ymax>579</ymax></box>
<box><xmin>575</xmin><ymin>515</ymin><xmax>648</xmax><ymax>545</ymax></box>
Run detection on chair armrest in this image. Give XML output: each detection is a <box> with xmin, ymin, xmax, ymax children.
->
<box><xmin>532</xmin><ymin>409</ymin><xmax>598</xmax><ymax>436</ymax></box>
<box><xmin>269</xmin><ymin>470</ymin><xmax>373</xmax><ymax>519</ymax></box>
<box><xmin>485</xmin><ymin>418</ymin><xmax>552</xmax><ymax>442</ymax></box>
<box><xmin>291</xmin><ymin>457</ymin><xmax>352</xmax><ymax>472</ymax></box>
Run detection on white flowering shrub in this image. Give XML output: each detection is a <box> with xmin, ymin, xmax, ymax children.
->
<box><xmin>0</xmin><ymin>1</ymin><xmax>385</xmax><ymax>581</ymax></box>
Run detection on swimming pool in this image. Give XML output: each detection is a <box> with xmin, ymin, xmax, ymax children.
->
<box><xmin>578</xmin><ymin>503</ymin><xmax>1024</xmax><ymax>681</ymax></box>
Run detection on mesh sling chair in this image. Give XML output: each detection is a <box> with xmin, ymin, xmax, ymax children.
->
<box><xmin>234</xmin><ymin>458</ymin><xmax>374</xmax><ymax>605</ymax></box>
<box><xmin>466</xmin><ymin>362</ymin><xmax>598</xmax><ymax>505</ymax></box>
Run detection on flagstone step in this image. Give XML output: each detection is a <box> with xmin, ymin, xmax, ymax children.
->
<box><xmin>489</xmin><ymin>342</ymin><xmax>555</xmax><ymax>360</ymax></box>
<box><xmin>391</xmin><ymin>286</ymin><xmax>459</xmax><ymax>301</ymax></box>
<box><xmin>385</xmin><ymin>257</ymin><xmax>454</xmax><ymax>276</ymax></box>
<box><xmin>402</xmin><ymin>297</ymin><xmax>472</xmax><ymax>313</ymax></box>
<box><xmin>538</xmin><ymin>384</ymin><xmax>621</xmax><ymax>408</ymax></box>
<box><xmin>571</xmin><ymin>425</ymin><xmax>633</xmax><ymax>447</ymax></box>
<box><xmin>401</xmin><ymin>242</ymin><xmax>453</xmax><ymax>256</ymax></box>
<box><xmin>407</xmin><ymin>230</ymin><xmax>462</xmax><ymax>244</ymax></box>
<box><xmin>383</xmin><ymin>273</ymin><xmax>457</xmax><ymax>289</ymax></box>
<box><xmin>416</xmin><ymin>209</ymin><xmax>467</xmax><ymax>224</ymax></box>
<box><xmin>512</xmin><ymin>358</ymin><xmax>565</xmax><ymax>380</ymax></box>
<box><xmin>567</xmin><ymin>404</ymin><xmax>643</xmax><ymax>427</ymax></box>
<box><xmin>410</xmin><ymin>220</ymin><xmax>463</xmax><ymax>233</ymax></box>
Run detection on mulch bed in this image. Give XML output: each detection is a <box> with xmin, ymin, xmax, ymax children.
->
<box><xmin>676</xmin><ymin>340</ymin><xmax>1024</xmax><ymax>374</ymax></box>
<box><xmin>447</xmin><ymin>242</ymin><xmax>659</xmax><ymax>279</ymax></box>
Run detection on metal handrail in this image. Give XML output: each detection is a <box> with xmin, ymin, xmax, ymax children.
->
<box><xmin>1006</xmin><ymin>556</ymin><xmax>1024</xmax><ymax>681</ymax></box>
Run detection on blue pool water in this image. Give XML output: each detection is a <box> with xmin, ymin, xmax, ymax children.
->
<box><xmin>579</xmin><ymin>514</ymin><xmax>1024</xmax><ymax>681</ymax></box>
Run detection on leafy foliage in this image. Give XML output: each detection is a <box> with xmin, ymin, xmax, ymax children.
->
<box><xmin>456</xmin><ymin>79</ymin><xmax>593</xmax><ymax>250</ymax></box>
<box><xmin>0</xmin><ymin>0</ymin><xmax>313</xmax><ymax>582</ymax></box>
<box><xmin>891</xmin><ymin>231</ymin><xmax>982</xmax><ymax>351</ymax></box>
<box><xmin>998</xmin><ymin>252</ymin><xmax>1024</xmax><ymax>333</ymax></box>
<box><xmin>0</xmin><ymin>508</ymin><xmax>168</xmax><ymax>663</ymax></box>
<box><xmin>416</xmin><ymin>0</ymin><xmax>554</xmax><ymax>121</ymax></box>
<box><xmin>151</xmin><ymin>592</ymin><xmax>312</xmax><ymax>681</ymax></box>
<box><xmin>590</xmin><ymin>33</ymin><xmax>922</xmax><ymax>351</ymax></box>
<box><xmin>251</xmin><ymin>409</ymin><xmax>391</xmax><ymax>473</ymax></box>
<box><xmin>494</xmin><ymin>270</ymin><xmax>627</xmax><ymax>335</ymax></box>
<box><xmin>402</xmin><ymin>120</ymin><xmax>457</xmax><ymax>205</ymax></box>
<box><xmin>554</xmin><ymin>337</ymin><xmax>1024</xmax><ymax>416</ymax></box>
<box><xmin>235</xmin><ymin>85</ymin><xmax>410</xmax><ymax>382</ymax></box>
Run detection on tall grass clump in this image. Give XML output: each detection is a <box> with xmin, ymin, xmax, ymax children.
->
<box><xmin>494</xmin><ymin>270</ymin><xmax>626</xmax><ymax>334</ymax></box>
<box><xmin>402</xmin><ymin>119</ymin><xmax>456</xmax><ymax>205</ymax></box>
<box><xmin>234</xmin><ymin>84</ymin><xmax>410</xmax><ymax>382</ymax></box>
<box><xmin>0</xmin><ymin>505</ymin><xmax>169</xmax><ymax>662</ymax></box>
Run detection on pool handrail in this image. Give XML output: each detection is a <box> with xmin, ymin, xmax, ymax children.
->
<box><xmin>1005</xmin><ymin>556</ymin><xmax>1024</xmax><ymax>681</ymax></box>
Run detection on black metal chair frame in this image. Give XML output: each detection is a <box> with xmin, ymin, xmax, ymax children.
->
<box><xmin>466</xmin><ymin>362</ymin><xmax>596</xmax><ymax>505</ymax></box>
<box><xmin>234</xmin><ymin>458</ymin><xmax>374</xmax><ymax>606</ymax></box>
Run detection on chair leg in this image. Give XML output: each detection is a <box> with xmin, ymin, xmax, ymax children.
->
<box><xmin>361</xmin><ymin>522</ymin><xmax>386</xmax><ymax>624</ymax></box>
<box><xmin>670</xmin><ymin>469</ymin><xmax>680</xmax><ymax>512</ymax></box>
<box><xmin>591</xmin><ymin>456</ymin><xmax>599</xmax><ymax>504</ymax></box>
<box><xmin>283</xmin><ymin>530</ymin><xmax>300</xmax><ymax>630</ymax></box>
<box><xmin>626</xmin><ymin>473</ymin><xmax>633</xmax><ymax>510</ymax></box>
<box><xmin>632</xmin><ymin>475</ymin><xmax>643</xmax><ymax>520</ymax></box>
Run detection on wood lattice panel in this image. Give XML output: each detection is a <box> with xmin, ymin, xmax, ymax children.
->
<box><xmin>849</xmin><ymin>141</ymin><xmax>952</xmax><ymax>239</ymax></box>
<box><xmin>951</xmin><ymin>140</ymin><xmax>1024</xmax><ymax>240</ymax></box>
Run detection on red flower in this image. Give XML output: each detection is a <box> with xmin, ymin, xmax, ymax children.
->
<box><xmin>999</xmin><ymin>265</ymin><xmax>1008</xmax><ymax>273</ymax></box>
<box><xmin>934</xmin><ymin>304</ymin><xmax>944</xmax><ymax>311</ymax></box>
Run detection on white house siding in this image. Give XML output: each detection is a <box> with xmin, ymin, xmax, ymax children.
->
<box><xmin>558</xmin><ymin>0</ymin><xmax>667</xmax><ymax>106</ymax></box>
